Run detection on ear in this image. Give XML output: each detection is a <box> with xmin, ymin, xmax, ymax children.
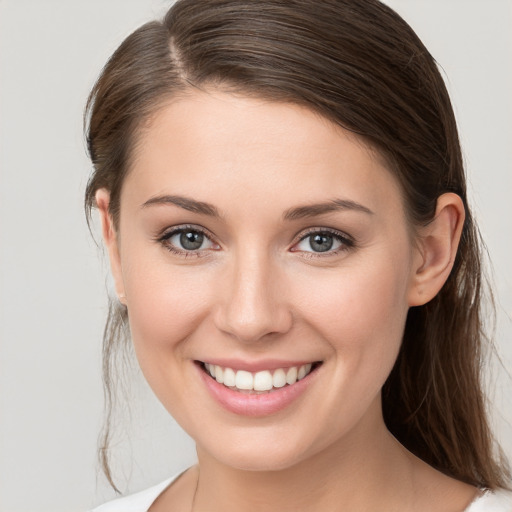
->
<box><xmin>408</xmin><ymin>193</ymin><xmax>465</xmax><ymax>307</ymax></box>
<box><xmin>95</xmin><ymin>189</ymin><xmax>126</xmax><ymax>306</ymax></box>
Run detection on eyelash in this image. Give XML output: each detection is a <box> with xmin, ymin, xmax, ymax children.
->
<box><xmin>156</xmin><ymin>225</ymin><xmax>355</xmax><ymax>258</ymax></box>
<box><xmin>290</xmin><ymin>228</ymin><xmax>355</xmax><ymax>258</ymax></box>
<box><xmin>157</xmin><ymin>224</ymin><xmax>218</xmax><ymax>258</ymax></box>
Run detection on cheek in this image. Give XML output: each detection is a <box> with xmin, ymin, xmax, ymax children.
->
<box><xmin>285</xmin><ymin>260</ymin><xmax>411</xmax><ymax>439</ymax></box>
<box><xmin>121</xmin><ymin>251</ymin><xmax>212</xmax><ymax>361</ymax></box>
<box><xmin>298</xmin><ymin>261</ymin><xmax>410</xmax><ymax>342</ymax></box>
<box><xmin>294</xmin><ymin>253</ymin><xmax>411</xmax><ymax>386</ymax></box>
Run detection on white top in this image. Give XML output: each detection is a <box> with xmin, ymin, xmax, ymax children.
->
<box><xmin>90</xmin><ymin>473</ymin><xmax>512</xmax><ymax>512</ymax></box>
<box><xmin>91</xmin><ymin>475</ymin><xmax>178</xmax><ymax>512</ymax></box>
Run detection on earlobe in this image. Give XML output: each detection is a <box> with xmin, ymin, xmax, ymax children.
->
<box><xmin>95</xmin><ymin>189</ymin><xmax>126</xmax><ymax>305</ymax></box>
<box><xmin>408</xmin><ymin>193</ymin><xmax>465</xmax><ymax>307</ymax></box>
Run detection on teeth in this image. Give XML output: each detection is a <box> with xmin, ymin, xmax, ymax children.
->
<box><xmin>272</xmin><ymin>368</ymin><xmax>286</xmax><ymax>388</ymax></box>
<box><xmin>298</xmin><ymin>363</ymin><xmax>312</xmax><ymax>380</ymax></box>
<box><xmin>235</xmin><ymin>370</ymin><xmax>253</xmax><ymax>390</ymax></box>
<box><xmin>215</xmin><ymin>365</ymin><xmax>224</xmax><ymax>384</ymax></box>
<box><xmin>223</xmin><ymin>367</ymin><xmax>236</xmax><ymax>387</ymax></box>
<box><xmin>203</xmin><ymin>362</ymin><xmax>316</xmax><ymax>392</ymax></box>
<box><xmin>286</xmin><ymin>366</ymin><xmax>298</xmax><ymax>385</ymax></box>
<box><xmin>254</xmin><ymin>370</ymin><xmax>273</xmax><ymax>391</ymax></box>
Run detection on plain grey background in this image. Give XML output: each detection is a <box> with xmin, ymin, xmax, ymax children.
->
<box><xmin>0</xmin><ymin>1</ymin><xmax>511</xmax><ymax>511</ymax></box>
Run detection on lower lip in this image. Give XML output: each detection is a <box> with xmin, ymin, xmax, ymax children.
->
<box><xmin>196</xmin><ymin>363</ymin><xmax>319</xmax><ymax>417</ymax></box>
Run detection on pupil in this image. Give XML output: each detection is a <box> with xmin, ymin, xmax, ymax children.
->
<box><xmin>310</xmin><ymin>234</ymin><xmax>333</xmax><ymax>252</ymax></box>
<box><xmin>180</xmin><ymin>231</ymin><xmax>204</xmax><ymax>250</ymax></box>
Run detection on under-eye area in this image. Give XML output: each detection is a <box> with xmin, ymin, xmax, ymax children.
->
<box><xmin>197</xmin><ymin>361</ymin><xmax>323</xmax><ymax>394</ymax></box>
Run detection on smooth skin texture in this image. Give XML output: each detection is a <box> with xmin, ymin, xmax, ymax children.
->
<box><xmin>97</xmin><ymin>90</ymin><xmax>476</xmax><ymax>511</ymax></box>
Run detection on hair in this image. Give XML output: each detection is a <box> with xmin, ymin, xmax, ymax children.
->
<box><xmin>84</xmin><ymin>0</ymin><xmax>510</xmax><ymax>492</ymax></box>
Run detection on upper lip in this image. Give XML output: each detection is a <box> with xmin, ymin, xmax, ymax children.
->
<box><xmin>197</xmin><ymin>358</ymin><xmax>321</xmax><ymax>373</ymax></box>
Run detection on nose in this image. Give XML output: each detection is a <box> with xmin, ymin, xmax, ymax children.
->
<box><xmin>213</xmin><ymin>249</ymin><xmax>293</xmax><ymax>343</ymax></box>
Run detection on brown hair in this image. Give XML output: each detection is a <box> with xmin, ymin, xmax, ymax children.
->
<box><xmin>84</xmin><ymin>0</ymin><xmax>510</xmax><ymax>491</ymax></box>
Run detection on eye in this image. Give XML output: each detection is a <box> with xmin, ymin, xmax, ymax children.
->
<box><xmin>158</xmin><ymin>225</ymin><xmax>218</xmax><ymax>254</ymax></box>
<box><xmin>291</xmin><ymin>229</ymin><xmax>353</xmax><ymax>255</ymax></box>
<box><xmin>171</xmin><ymin>230</ymin><xmax>209</xmax><ymax>251</ymax></box>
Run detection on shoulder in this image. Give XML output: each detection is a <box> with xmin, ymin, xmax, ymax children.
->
<box><xmin>465</xmin><ymin>488</ymin><xmax>512</xmax><ymax>512</ymax></box>
<box><xmin>89</xmin><ymin>475</ymin><xmax>179</xmax><ymax>512</ymax></box>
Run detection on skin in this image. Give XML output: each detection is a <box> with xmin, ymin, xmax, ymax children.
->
<box><xmin>97</xmin><ymin>89</ymin><xmax>476</xmax><ymax>511</ymax></box>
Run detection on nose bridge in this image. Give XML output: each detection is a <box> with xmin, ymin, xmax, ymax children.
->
<box><xmin>215</xmin><ymin>245</ymin><xmax>292</xmax><ymax>342</ymax></box>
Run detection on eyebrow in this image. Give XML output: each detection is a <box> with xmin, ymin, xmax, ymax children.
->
<box><xmin>141</xmin><ymin>195</ymin><xmax>221</xmax><ymax>217</ymax></box>
<box><xmin>141</xmin><ymin>194</ymin><xmax>373</xmax><ymax>220</ymax></box>
<box><xmin>283</xmin><ymin>199</ymin><xmax>374</xmax><ymax>220</ymax></box>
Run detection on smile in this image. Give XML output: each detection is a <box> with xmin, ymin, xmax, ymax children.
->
<box><xmin>201</xmin><ymin>362</ymin><xmax>316</xmax><ymax>394</ymax></box>
<box><xmin>196</xmin><ymin>360</ymin><xmax>322</xmax><ymax>416</ymax></box>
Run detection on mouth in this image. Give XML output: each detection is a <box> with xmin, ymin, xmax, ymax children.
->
<box><xmin>197</xmin><ymin>360</ymin><xmax>323</xmax><ymax>395</ymax></box>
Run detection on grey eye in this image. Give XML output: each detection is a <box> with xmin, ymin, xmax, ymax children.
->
<box><xmin>294</xmin><ymin>231</ymin><xmax>345</xmax><ymax>253</ymax></box>
<box><xmin>180</xmin><ymin>231</ymin><xmax>204</xmax><ymax>250</ymax></box>
<box><xmin>309</xmin><ymin>234</ymin><xmax>334</xmax><ymax>252</ymax></box>
<box><xmin>168</xmin><ymin>229</ymin><xmax>213</xmax><ymax>251</ymax></box>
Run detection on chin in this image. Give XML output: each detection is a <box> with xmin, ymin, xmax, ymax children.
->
<box><xmin>213</xmin><ymin>448</ymin><xmax>303</xmax><ymax>472</ymax></box>
<box><xmin>196</xmin><ymin>428</ymin><xmax>322</xmax><ymax>473</ymax></box>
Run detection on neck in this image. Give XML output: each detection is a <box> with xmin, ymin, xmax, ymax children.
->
<box><xmin>192</xmin><ymin>414</ymin><xmax>415</xmax><ymax>512</ymax></box>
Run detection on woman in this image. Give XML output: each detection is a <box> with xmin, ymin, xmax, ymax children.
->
<box><xmin>85</xmin><ymin>0</ymin><xmax>511</xmax><ymax>510</ymax></box>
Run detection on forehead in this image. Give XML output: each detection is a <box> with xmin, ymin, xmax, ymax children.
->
<box><xmin>123</xmin><ymin>89</ymin><xmax>404</xmax><ymax>217</ymax></box>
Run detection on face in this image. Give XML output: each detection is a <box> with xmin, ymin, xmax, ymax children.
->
<box><xmin>103</xmin><ymin>89</ymin><xmax>424</xmax><ymax>471</ymax></box>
